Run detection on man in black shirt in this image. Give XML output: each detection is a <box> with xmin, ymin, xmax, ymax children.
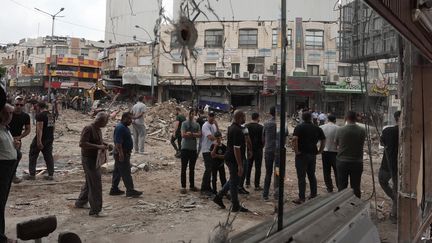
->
<box><xmin>292</xmin><ymin>112</ymin><xmax>326</xmax><ymax>204</ymax></box>
<box><xmin>245</xmin><ymin>112</ymin><xmax>264</xmax><ymax>190</ymax></box>
<box><xmin>9</xmin><ymin>96</ymin><xmax>31</xmax><ymax>183</ymax></box>
<box><xmin>26</xmin><ymin>102</ymin><xmax>55</xmax><ymax>180</ymax></box>
<box><xmin>213</xmin><ymin>110</ymin><xmax>249</xmax><ymax>212</ymax></box>
<box><xmin>379</xmin><ymin>111</ymin><xmax>400</xmax><ymax>221</ymax></box>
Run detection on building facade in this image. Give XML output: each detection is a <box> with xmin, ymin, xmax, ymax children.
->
<box><xmin>158</xmin><ymin>19</ymin><xmax>342</xmax><ymax>113</ymax></box>
<box><xmin>0</xmin><ymin>36</ymin><xmax>106</xmax><ymax>92</ymax></box>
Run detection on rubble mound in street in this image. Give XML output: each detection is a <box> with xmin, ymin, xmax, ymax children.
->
<box><xmin>145</xmin><ymin>100</ymin><xmax>187</xmax><ymax>139</ymax></box>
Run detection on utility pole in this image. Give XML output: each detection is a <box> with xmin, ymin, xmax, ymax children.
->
<box><xmin>278</xmin><ymin>0</ymin><xmax>287</xmax><ymax>231</ymax></box>
<box><xmin>35</xmin><ymin>7</ymin><xmax>64</xmax><ymax>102</ymax></box>
<box><xmin>135</xmin><ymin>25</ymin><xmax>157</xmax><ymax>103</ymax></box>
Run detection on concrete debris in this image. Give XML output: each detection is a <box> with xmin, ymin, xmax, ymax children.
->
<box><xmin>131</xmin><ymin>166</ymin><xmax>139</xmax><ymax>174</ymax></box>
<box><xmin>101</xmin><ymin>162</ymin><xmax>115</xmax><ymax>174</ymax></box>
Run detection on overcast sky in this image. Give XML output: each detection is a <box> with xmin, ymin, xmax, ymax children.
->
<box><xmin>1</xmin><ymin>0</ymin><xmax>173</xmax><ymax>44</ymax></box>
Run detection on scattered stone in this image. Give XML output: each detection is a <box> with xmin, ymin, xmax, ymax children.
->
<box><xmin>101</xmin><ymin>162</ymin><xmax>115</xmax><ymax>174</ymax></box>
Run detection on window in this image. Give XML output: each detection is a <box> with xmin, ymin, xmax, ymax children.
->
<box><xmin>305</xmin><ymin>30</ymin><xmax>324</xmax><ymax>49</ymax></box>
<box><xmin>231</xmin><ymin>63</ymin><xmax>240</xmax><ymax>74</ymax></box>
<box><xmin>204</xmin><ymin>63</ymin><xmax>217</xmax><ymax>74</ymax></box>
<box><xmin>338</xmin><ymin>66</ymin><xmax>352</xmax><ymax>77</ymax></box>
<box><xmin>239</xmin><ymin>29</ymin><xmax>258</xmax><ymax>48</ymax></box>
<box><xmin>37</xmin><ymin>47</ymin><xmax>45</xmax><ymax>55</ymax></box>
<box><xmin>35</xmin><ymin>63</ymin><xmax>45</xmax><ymax>75</ymax></box>
<box><xmin>368</xmin><ymin>68</ymin><xmax>379</xmax><ymax>80</ymax></box>
<box><xmin>272</xmin><ymin>29</ymin><xmax>292</xmax><ymax>48</ymax></box>
<box><xmin>205</xmin><ymin>29</ymin><xmax>224</xmax><ymax>48</ymax></box>
<box><xmin>247</xmin><ymin>57</ymin><xmax>265</xmax><ymax>74</ymax></box>
<box><xmin>55</xmin><ymin>46</ymin><xmax>68</xmax><ymax>55</ymax></box>
<box><xmin>307</xmin><ymin>65</ymin><xmax>320</xmax><ymax>76</ymax></box>
<box><xmin>272</xmin><ymin>29</ymin><xmax>279</xmax><ymax>48</ymax></box>
<box><xmin>172</xmin><ymin>64</ymin><xmax>184</xmax><ymax>74</ymax></box>
<box><xmin>171</xmin><ymin>32</ymin><xmax>180</xmax><ymax>49</ymax></box>
<box><xmin>81</xmin><ymin>48</ymin><xmax>89</xmax><ymax>56</ymax></box>
<box><xmin>287</xmin><ymin>29</ymin><xmax>292</xmax><ymax>48</ymax></box>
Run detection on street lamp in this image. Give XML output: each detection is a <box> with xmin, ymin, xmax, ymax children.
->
<box><xmin>35</xmin><ymin>7</ymin><xmax>65</xmax><ymax>102</ymax></box>
<box><xmin>135</xmin><ymin>25</ymin><xmax>157</xmax><ymax>102</ymax></box>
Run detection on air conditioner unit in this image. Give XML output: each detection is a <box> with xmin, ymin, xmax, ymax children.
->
<box><xmin>250</xmin><ymin>73</ymin><xmax>259</xmax><ymax>81</ymax></box>
<box><xmin>232</xmin><ymin>73</ymin><xmax>240</xmax><ymax>79</ymax></box>
<box><xmin>258</xmin><ymin>74</ymin><xmax>264</xmax><ymax>80</ymax></box>
<box><xmin>241</xmin><ymin>71</ymin><xmax>250</xmax><ymax>79</ymax></box>
<box><xmin>332</xmin><ymin>74</ymin><xmax>340</xmax><ymax>82</ymax></box>
<box><xmin>216</xmin><ymin>70</ymin><xmax>225</xmax><ymax>78</ymax></box>
<box><xmin>224</xmin><ymin>70</ymin><xmax>232</xmax><ymax>78</ymax></box>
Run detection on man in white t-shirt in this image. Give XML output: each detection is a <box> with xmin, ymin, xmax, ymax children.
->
<box><xmin>319</xmin><ymin>114</ymin><xmax>339</xmax><ymax>192</ymax></box>
<box><xmin>131</xmin><ymin>95</ymin><xmax>147</xmax><ymax>154</ymax></box>
<box><xmin>200</xmin><ymin>112</ymin><xmax>218</xmax><ymax>195</ymax></box>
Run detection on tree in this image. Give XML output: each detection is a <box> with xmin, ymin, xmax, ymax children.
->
<box><xmin>0</xmin><ymin>66</ymin><xmax>6</xmax><ymax>79</ymax></box>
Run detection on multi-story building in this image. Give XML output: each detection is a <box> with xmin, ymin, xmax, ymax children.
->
<box><xmin>158</xmin><ymin>19</ymin><xmax>340</xmax><ymax>113</ymax></box>
<box><xmin>0</xmin><ymin>36</ymin><xmax>107</xmax><ymax>92</ymax></box>
<box><xmin>100</xmin><ymin>42</ymin><xmax>155</xmax><ymax>99</ymax></box>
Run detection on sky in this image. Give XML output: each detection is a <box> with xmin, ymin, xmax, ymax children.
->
<box><xmin>1</xmin><ymin>0</ymin><xmax>173</xmax><ymax>44</ymax></box>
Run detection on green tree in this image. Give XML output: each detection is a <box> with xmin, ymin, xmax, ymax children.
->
<box><xmin>0</xmin><ymin>66</ymin><xmax>6</xmax><ymax>79</ymax></box>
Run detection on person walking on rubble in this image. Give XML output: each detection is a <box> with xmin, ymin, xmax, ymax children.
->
<box><xmin>131</xmin><ymin>95</ymin><xmax>147</xmax><ymax>154</ymax></box>
<box><xmin>213</xmin><ymin>110</ymin><xmax>249</xmax><ymax>212</ymax></box>
<box><xmin>110</xmin><ymin>112</ymin><xmax>143</xmax><ymax>198</ymax></box>
<box><xmin>25</xmin><ymin>102</ymin><xmax>56</xmax><ymax>181</ymax></box>
<box><xmin>75</xmin><ymin>112</ymin><xmax>110</xmax><ymax>217</ymax></box>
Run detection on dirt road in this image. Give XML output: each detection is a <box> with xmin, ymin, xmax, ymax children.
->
<box><xmin>5</xmin><ymin>109</ymin><xmax>396</xmax><ymax>242</ymax></box>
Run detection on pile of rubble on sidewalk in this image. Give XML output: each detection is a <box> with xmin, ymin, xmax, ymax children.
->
<box><xmin>90</xmin><ymin>99</ymin><xmax>188</xmax><ymax>141</ymax></box>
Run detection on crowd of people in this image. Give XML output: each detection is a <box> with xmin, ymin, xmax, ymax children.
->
<box><xmin>0</xmin><ymin>86</ymin><xmax>400</xmax><ymax>241</ymax></box>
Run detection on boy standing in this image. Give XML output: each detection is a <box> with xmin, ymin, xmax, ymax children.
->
<box><xmin>210</xmin><ymin>131</ymin><xmax>227</xmax><ymax>194</ymax></box>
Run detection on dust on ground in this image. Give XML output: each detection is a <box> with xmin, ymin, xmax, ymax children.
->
<box><xmin>5</xmin><ymin>103</ymin><xmax>396</xmax><ymax>242</ymax></box>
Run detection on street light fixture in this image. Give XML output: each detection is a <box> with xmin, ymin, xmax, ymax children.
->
<box><xmin>34</xmin><ymin>7</ymin><xmax>65</xmax><ymax>102</ymax></box>
<box><xmin>135</xmin><ymin>25</ymin><xmax>157</xmax><ymax>102</ymax></box>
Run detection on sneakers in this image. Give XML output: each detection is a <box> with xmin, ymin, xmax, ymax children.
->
<box><xmin>180</xmin><ymin>188</ymin><xmax>187</xmax><ymax>194</ymax></box>
<box><xmin>292</xmin><ymin>198</ymin><xmax>305</xmax><ymax>205</ymax></box>
<box><xmin>74</xmin><ymin>203</ymin><xmax>90</xmax><ymax>209</ymax></box>
<box><xmin>23</xmin><ymin>175</ymin><xmax>35</xmax><ymax>180</ymax></box>
<box><xmin>109</xmin><ymin>189</ymin><xmax>125</xmax><ymax>196</ymax></box>
<box><xmin>44</xmin><ymin>175</ymin><xmax>54</xmax><ymax>181</ymax></box>
<box><xmin>126</xmin><ymin>190</ymin><xmax>143</xmax><ymax>198</ymax></box>
<box><xmin>213</xmin><ymin>196</ymin><xmax>226</xmax><ymax>209</ymax></box>
<box><xmin>232</xmin><ymin>206</ymin><xmax>249</xmax><ymax>212</ymax></box>
<box><xmin>238</xmin><ymin>187</ymin><xmax>249</xmax><ymax>195</ymax></box>
<box><xmin>12</xmin><ymin>176</ymin><xmax>22</xmax><ymax>184</ymax></box>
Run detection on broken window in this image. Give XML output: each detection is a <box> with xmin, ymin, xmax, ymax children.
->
<box><xmin>204</xmin><ymin>63</ymin><xmax>217</xmax><ymax>74</ymax></box>
<box><xmin>305</xmin><ymin>29</ymin><xmax>324</xmax><ymax>49</ymax></box>
<box><xmin>239</xmin><ymin>29</ymin><xmax>258</xmax><ymax>48</ymax></box>
<box><xmin>247</xmin><ymin>57</ymin><xmax>265</xmax><ymax>74</ymax></box>
<box><xmin>231</xmin><ymin>63</ymin><xmax>240</xmax><ymax>74</ymax></box>
<box><xmin>205</xmin><ymin>29</ymin><xmax>224</xmax><ymax>48</ymax></box>
<box><xmin>307</xmin><ymin>65</ymin><xmax>320</xmax><ymax>76</ymax></box>
<box><xmin>172</xmin><ymin>64</ymin><xmax>184</xmax><ymax>74</ymax></box>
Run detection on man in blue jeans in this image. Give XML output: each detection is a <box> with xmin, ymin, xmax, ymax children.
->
<box><xmin>292</xmin><ymin>112</ymin><xmax>326</xmax><ymax>204</ymax></box>
<box><xmin>110</xmin><ymin>112</ymin><xmax>142</xmax><ymax>198</ymax></box>
<box><xmin>213</xmin><ymin>110</ymin><xmax>249</xmax><ymax>212</ymax></box>
<box><xmin>262</xmin><ymin>107</ymin><xmax>277</xmax><ymax>201</ymax></box>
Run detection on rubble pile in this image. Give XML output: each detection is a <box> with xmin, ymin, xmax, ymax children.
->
<box><xmin>144</xmin><ymin>100</ymin><xmax>187</xmax><ymax>139</ymax></box>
